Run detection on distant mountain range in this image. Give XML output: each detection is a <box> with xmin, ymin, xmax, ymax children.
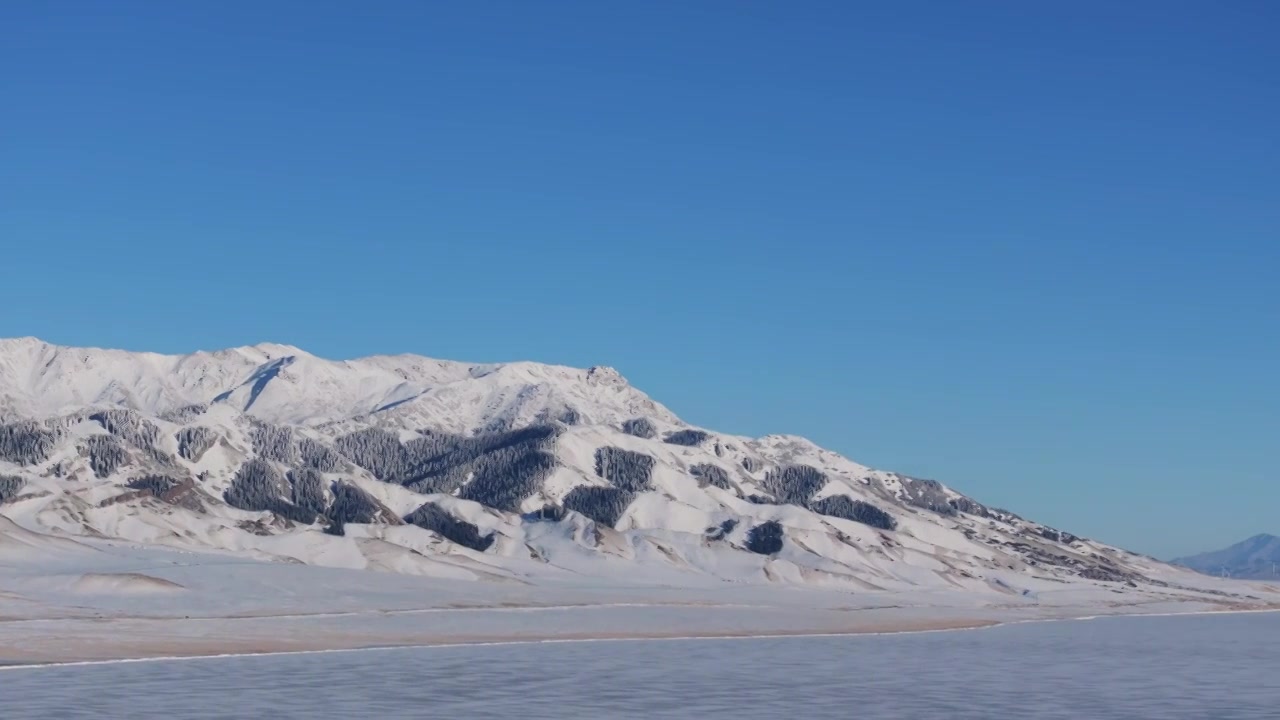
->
<box><xmin>0</xmin><ymin>337</ymin><xmax>1258</xmax><ymax>605</ymax></box>
<box><xmin>1173</xmin><ymin>535</ymin><xmax>1280</xmax><ymax>580</ymax></box>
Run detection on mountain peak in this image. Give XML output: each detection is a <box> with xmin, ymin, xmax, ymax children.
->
<box><xmin>1172</xmin><ymin>534</ymin><xmax>1280</xmax><ymax>580</ymax></box>
<box><xmin>241</xmin><ymin>342</ymin><xmax>307</xmax><ymax>358</ymax></box>
<box><xmin>0</xmin><ymin>336</ymin><xmax>53</xmax><ymax>355</ymax></box>
<box><xmin>0</xmin><ymin>335</ymin><xmax>46</xmax><ymax>346</ymax></box>
<box><xmin>586</xmin><ymin>365</ymin><xmax>627</xmax><ymax>386</ymax></box>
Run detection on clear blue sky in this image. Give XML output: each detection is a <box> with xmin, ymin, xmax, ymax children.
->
<box><xmin>2</xmin><ymin>2</ymin><xmax>1276</xmax><ymax>558</ymax></box>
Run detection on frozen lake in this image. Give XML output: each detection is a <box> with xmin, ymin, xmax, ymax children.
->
<box><xmin>3</xmin><ymin>612</ymin><xmax>1276</xmax><ymax>719</ymax></box>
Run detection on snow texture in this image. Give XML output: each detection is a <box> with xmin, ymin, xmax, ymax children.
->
<box><xmin>0</xmin><ymin>336</ymin><xmax>1270</xmax><ymax>615</ymax></box>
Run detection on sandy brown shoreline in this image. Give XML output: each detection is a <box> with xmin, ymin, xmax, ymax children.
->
<box><xmin>0</xmin><ymin>619</ymin><xmax>1002</xmax><ymax>668</ymax></box>
<box><xmin>6</xmin><ymin>605</ymin><xmax>1277</xmax><ymax>669</ymax></box>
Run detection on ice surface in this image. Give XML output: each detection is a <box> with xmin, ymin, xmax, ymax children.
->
<box><xmin>3</xmin><ymin>612</ymin><xmax>1277</xmax><ymax>719</ymax></box>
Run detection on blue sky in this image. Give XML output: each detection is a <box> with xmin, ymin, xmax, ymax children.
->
<box><xmin>2</xmin><ymin>1</ymin><xmax>1276</xmax><ymax>558</ymax></box>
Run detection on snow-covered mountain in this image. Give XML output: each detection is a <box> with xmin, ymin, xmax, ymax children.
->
<box><xmin>0</xmin><ymin>337</ymin><xmax>1261</xmax><ymax>605</ymax></box>
<box><xmin>1174</xmin><ymin>534</ymin><xmax>1280</xmax><ymax>580</ymax></box>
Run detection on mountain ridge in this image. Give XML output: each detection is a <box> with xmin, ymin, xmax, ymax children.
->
<box><xmin>0</xmin><ymin>337</ymin><xmax>1266</xmax><ymax>609</ymax></box>
<box><xmin>1173</xmin><ymin>534</ymin><xmax>1280</xmax><ymax>580</ymax></box>
<box><xmin>0</xmin><ymin>337</ymin><xmax>676</xmax><ymax>431</ymax></box>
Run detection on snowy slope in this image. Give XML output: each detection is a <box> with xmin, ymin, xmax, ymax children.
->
<box><xmin>0</xmin><ymin>337</ymin><xmax>675</xmax><ymax>430</ymax></box>
<box><xmin>0</xmin><ymin>337</ymin><xmax>1268</xmax><ymax>610</ymax></box>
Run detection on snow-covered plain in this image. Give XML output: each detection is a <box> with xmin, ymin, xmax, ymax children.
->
<box><xmin>1</xmin><ymin>338</ymin><xmax>1276</xmax><ymax>664</ymax></box>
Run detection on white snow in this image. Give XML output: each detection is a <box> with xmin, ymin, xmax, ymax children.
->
<box><xmin>1</xmin><ymin>337</ymin><xmax>1277</xmax><ymax>665</ymax></box>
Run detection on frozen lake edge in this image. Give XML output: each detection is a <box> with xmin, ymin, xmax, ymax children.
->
<box><xmin>5</xmin><ymin>612</ymin><xmax>1280</xmax><ymax>720</ymax></box>
<box><xmin>5</xmin><ymin>603</ymin><xmax>1278</xmax><ymax>670</ymax></box>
